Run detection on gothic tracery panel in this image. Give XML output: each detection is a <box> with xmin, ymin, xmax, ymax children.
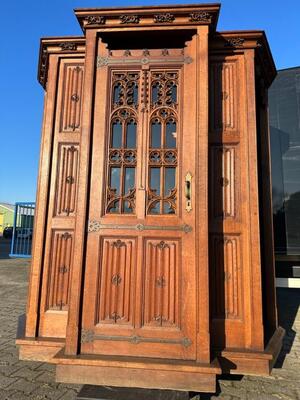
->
<box><xmin>147</xmin><ymin>70</ymin><xmax>179</xmax><ymax>215</ymax></box>
<box><xmin>105</xmin><ymin>71</ymin><xmax>139</xmax><ymax>214</ymax></box>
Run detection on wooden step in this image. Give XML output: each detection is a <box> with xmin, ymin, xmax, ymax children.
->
<box><xmin>54</xmin><ymin>350</ymin><xmax>221</xmax><ymax>393</ymax></box>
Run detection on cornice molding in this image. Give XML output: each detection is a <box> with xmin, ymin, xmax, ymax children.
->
<box><xmin>38</xmin><ymin>38</ymin><xmax>85</xmax><ymax>89</ymax></box>
<box><xmin>74</xmin><ymin>4</ymin><xmax>220</xmax><ymax>31</ymax></box>
<box><xmin>210</xmin><ymin>31</ymin><xmax>276</xmax><ymax>87</ymax></box>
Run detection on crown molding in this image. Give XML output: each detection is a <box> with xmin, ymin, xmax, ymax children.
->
<box><xmin>74</xmin><ymin>3</ymin><xmax>221</xmax><ymax>32</ymax></box>
<box><xmin>38</xmin><ymin>37</ymin><xmax>85</xmax><ymax>89</ymax></box>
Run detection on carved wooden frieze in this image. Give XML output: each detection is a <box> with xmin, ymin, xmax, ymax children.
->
<box><xmin>210</xmin><ymin>235</ymin><xmax>242</xmax><ymax>320</ymax></box>
<box><xmin>46</xmin><ymin>230</ymin><xmax>73</xmax><ymax>311</ymax></box>
<box><xmin>54</xmin><ymin>144</ymin><xmax>79</xmax><ymax>217</ymax></box>
<box><xmin>143</xmin><ymin>239</ymin><xmax>180</xmax><ymax>328</ymax></box>
<box><xmin>96</xmin><ymin>238</ymin><xmax>136</xmax><ymax>326</ymax></box>
<box><xmin>60</xmin><ymin>64</ymin><xmax>84</xmax><ymax>132</ymax></box>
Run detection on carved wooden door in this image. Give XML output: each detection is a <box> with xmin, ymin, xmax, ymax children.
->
<box><xmin>80</xmin><ymin>46</ymin><xmax>198</xmax><ymax>360</ymax></box>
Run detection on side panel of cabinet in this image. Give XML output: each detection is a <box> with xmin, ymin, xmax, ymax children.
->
<box><xmin>209</xmin><ymin>54</ymin><xmax>259</xmax><ymax>349</ymax></box>
<box><xmin>38</xmin><ymin>58</ymin><xmax>84</xmax><ymax>338</ymax></box>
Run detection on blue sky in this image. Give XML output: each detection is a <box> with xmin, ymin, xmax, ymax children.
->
<box><xmin>1</xmin><ymin>0</ymin><xmax>300</xmax><ymax>204</ymax></box>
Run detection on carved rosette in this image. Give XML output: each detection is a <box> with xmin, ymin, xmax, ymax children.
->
<box><xmin>225</xmin><ymin>38</ymin><xmax>245</xmax><ymax>48</ymax></box>
<box><xmin>120</xmin><ymin>15</ymin><xmax>140</xmax><ymax>24</ymax></box>
<box><xmin>85</xmin><ymin>15</ymin><xmax>106</xmax><ymax>25</ymax></box>
<box><xmin>59</xmin><ymin>42</ymin><xmax>77</xmax><ymax>51</ymax></box>
<box><xmin>189</xmin><ymin>12</ymin><xmax>211</xmax><ymax>22</ymax></box>
<box><xmin>153</xmin><ymin>13</ymin><xmax>175</xmax><ymax>23</ymax></box>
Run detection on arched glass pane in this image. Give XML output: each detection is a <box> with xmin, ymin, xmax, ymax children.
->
<box><xmin>133</xmin><ymin>83</ymin><xmax>138</xmax><ymax>106</ymax></box>
<box><xmin>126</xmin><ymin>121</ymin><xmax>136</xmax><ymax>148</ymax></box>
<box><xmin>165</xmin><ymin>121</ymin><xmax>177</xmax><ymax>148</ymax></box>
<box><xmin>151</xmin><ymin>121</ymin><xmax>161</xmax><ymax>148</ymax></box>
<box><xmin>110</xmin><ymin>167</ymin><xmax>121</xmax><ymax>195</ymax></box>
<box><xmin>164</xmin><ymin>167</ymin><xmax>175</xmax><ymax>196</ymax></box>
<box><xmin>113</xmin><ymin>83</ymin><xmax>122</xmax><ymax>105</ymax></box>
<box><xmin>124</xmin><ymin>168</ymin><xmax>135</xmax><ymax>194</ymax></box>
<box><xmin>152</xmin><ymin>82</ymin><xmax>159</xmax><ymax>104</ymax></box>
<box><xmin>171</xmin><ymin>84</ymin><xmax>177</xmax><ymax>103</ymax></box>
<box><xmin>111</xmin><ymin>121</ymin><xmax>122</xmax><ymax>148</ymax></box>
<box><xmin>150</xmin><ymin>168</ymin><xmax>161</xmax><ymax>195</ymax></box>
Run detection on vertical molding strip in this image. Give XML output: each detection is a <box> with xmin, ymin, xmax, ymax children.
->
<box><xmin>65</xmin><ymin>30</ymin><xmax>98</xmax><ymax>355</ymax></box>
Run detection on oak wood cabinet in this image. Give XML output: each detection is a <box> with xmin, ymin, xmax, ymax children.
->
<box><xmin>17</xmin><ymin>3</ymin><xmax>285</xmax><ymax>393</ymax></box>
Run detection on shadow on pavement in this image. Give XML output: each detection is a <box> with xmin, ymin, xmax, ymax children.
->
<box><xmin>0</xmin><ymin>237</ymin><xmax>12</xmax><ymax>259</ymax></box>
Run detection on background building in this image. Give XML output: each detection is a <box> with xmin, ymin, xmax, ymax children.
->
<box><xmin>0</xmin><ymin>203</ymin><xmax>14</xmax><ymax>234</ymax></box>
<box><xmin>269</xmin><ymin>66</ymin><xmax>300</xmax><ymax>282</ymax></box>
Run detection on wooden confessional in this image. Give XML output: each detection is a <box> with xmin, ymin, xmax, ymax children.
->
<box><xmin>17</xmin><ymin>3</ymin><xmax>285</xmax><ymax>393</ymax></box>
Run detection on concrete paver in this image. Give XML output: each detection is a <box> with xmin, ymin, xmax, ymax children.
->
<box><xmin>0</xmin><ymin>249</ymin><xmax>299</xmax><ymax>399</ymax></box>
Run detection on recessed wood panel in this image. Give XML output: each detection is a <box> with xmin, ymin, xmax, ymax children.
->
<box><xmin>46</xmin><ymin>231</ymin><xmax>73</xmax><ymax>311</ymax></box>
<box><xmin>143</xmin><ymin>239</ymin><xmax>180</xmax><ymax>328</ymax></box>
<box><xmin>210</xmin><ymin>235</ymin><xmax>242</xmax><ymax>320</ymax></box>
<box><xmin>96</xmin><ymin>238</ymin><xmax>136</xmax><ymax>326</ymax></box>
<box><xmin>60</xmin><ymin>64</ymin><xmax>84</xmax><ymax>132</ymax></box>
<box><xmin>209</xmin><ymin>60</ymin><xmax>238</xmax><ymax>134</ymax></box>
<box><xmin>211</xmin><ymin>146</ymin><xmax>235</xmax><ymax>219</ymax></box>
<box><xmin>54</xmin><ymin>144</ymin><xmax>79</xmax><ymax>217</ymax></box>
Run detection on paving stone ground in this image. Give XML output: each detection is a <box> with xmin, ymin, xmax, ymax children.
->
<box><xmin>0</xmin><ymin>247</ymin><xmax>299</xmax><ymax>399</ymax></box>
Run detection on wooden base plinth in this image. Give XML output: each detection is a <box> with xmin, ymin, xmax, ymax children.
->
<box><xmin>16</xmin><ymin>338</ymin><xmax>65</xmax><ymax>363</ymax></box>
<box><xmin>54</xmin><ymin>352</ymin><xmax>221</xmax><ymax>393</ymax></box>
<box><xmin>217</xmin><ymin>327</ymin><xmax>285</xmax><ymax>375</ymax></box>
<box><xmin>77</xmin><ymin>385</ymin><xmax>190</xmax><ymax>400</ymax></box>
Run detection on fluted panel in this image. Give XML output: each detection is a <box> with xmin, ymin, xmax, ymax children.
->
<box><xmin>46</xmin><ymin>231</ymin><xmax>73</xmax><ymax>311</ymax></box>
<box><xmin>97</xmin><ymin>238</ymin><xmax>136</xmax><ymax>326</ymax></box>
<box><xmin>60</xmin><ymin>64</ymin><xmax>84</xmax><ymax>132</ymax></box>
<box><xmin>211</xmin><ymin>146</ymin><xmax>235</xmax><ymax>219</ymax></box>
<box><xmin>209</xmin><ymin>61</ymin><xmax>238</xmax><ymax>133</ymax></box>
<box><xmin>211</xmin><ymin>235</ymin><xmax>242</xmax><ymax>319</ymax></box>
<box><xmin>54</xmin><ymin>144</ymin><xmax>79</xmax><ymax>217</ymax></box>
<box><xmin>143</xmin><ymin>239</ymin><xmax>180</xmax><ymax>327</ymax></box>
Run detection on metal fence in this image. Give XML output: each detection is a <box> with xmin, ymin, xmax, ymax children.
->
<box><xmin>10</xmin><ymin>202</ymin><xmax>35</xmax><ymax>258</ymax></box>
